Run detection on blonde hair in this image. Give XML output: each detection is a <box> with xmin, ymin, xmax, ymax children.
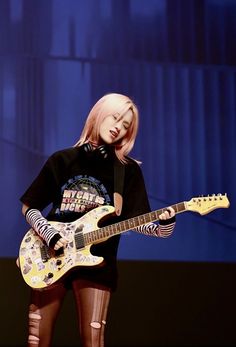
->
<box><xmin>74</xmin><ymin>93</ymin><xmax>139</xmax><ymax>163</ymax></box>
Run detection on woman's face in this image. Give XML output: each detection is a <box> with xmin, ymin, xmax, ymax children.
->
<box><xmin>99</xmin><ymin>109</ymin><xmax>133</xmax><ymax>144</ymax></box>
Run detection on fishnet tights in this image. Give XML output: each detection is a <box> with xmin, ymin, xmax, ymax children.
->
<box><xmin>27</xmin><ymin>279</ymin><xmax>111</xmax><ymax>347</ymax></box>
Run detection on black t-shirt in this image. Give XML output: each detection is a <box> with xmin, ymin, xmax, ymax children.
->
<box><xmin>20</xmin><ymin>146</ymin><xmax>151</xmax><ymax>290</ymax></box>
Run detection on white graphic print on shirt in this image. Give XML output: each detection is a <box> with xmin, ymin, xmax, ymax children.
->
<box><xmin>55</xmin><ymin>175</ymin><xmax>111</xmax><ymax>216</ymax></box>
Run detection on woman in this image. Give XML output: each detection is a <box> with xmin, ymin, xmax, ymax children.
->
<box><xmin>20</xmin><ymin>93</ymin><xmax>176</xmax><ymax>347</ymax></box>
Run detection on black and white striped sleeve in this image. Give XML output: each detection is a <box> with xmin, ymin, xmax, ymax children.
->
<box><xmin>25</xmin><ymin>208</ymin><xmax>61</xmax><ymax>247</ymax></box>
<box><xmin>134</xmin><ymin>217</ymin><xmax>176</xmax><ymax>238</ymax></box>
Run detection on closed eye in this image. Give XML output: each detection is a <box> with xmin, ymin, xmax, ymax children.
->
<box><xmin>123</xmin><ymin>121</ymin><xmax>130</xmax><ymax>129</ymax></box>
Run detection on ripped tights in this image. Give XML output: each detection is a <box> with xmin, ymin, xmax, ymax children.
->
<box><xmin>27</xmin><ymin>279</ymin><xmax>111</xmax><ymax>347</ymax></box>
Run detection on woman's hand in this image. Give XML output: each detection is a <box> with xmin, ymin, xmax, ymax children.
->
<box><xmin>53</xmin><ymin>237</ymin><xmax>68</xmax><ymax>251</ymax></box>
<box><xmin>159</xmin><ymin>206</ymin><xmax>175</xmax><ymax>221</ymax></box>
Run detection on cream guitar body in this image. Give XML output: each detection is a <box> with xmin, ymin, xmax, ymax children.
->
<box><xmin>19</xmin><ymin>205</ymin><xmax>115</xmax><ymax>289</ymax></box>
<box><xmin>18</xmin><ymin>194</ymin><xmax>229</xmax><ymax>290</ymax></box>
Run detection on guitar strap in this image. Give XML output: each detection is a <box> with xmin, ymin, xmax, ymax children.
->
<box><xmin>113</xmin><ymin>158</ymin><xmax>125</xmax><ymax>216</ymax></box>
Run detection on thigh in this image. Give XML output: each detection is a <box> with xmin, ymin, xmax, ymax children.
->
<box><xmin>72</xmin><ymin>279</ymin><xmax>111</xmax><ymax>347</ymax></box>
<box><xmin>28</xmin><ymin>283</ymin><xmax>67</xmax><ymax>347</ymax></box>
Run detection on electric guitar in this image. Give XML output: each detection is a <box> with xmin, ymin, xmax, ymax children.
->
<box><xmin>18</xmin><ymin>194</ymin><xmax>230</xmax><ymax>290</ymax></box>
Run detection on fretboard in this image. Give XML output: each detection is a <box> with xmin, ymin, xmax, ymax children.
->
<box><xmin>83</xmin><ymin>201</ymin><xmax>186</xmax><ymax>245</ymax></box>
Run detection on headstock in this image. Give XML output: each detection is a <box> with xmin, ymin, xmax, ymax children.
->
<box><xmin>185</xmin><ymin>194</ymin><xmax>230</xmax><ymax>215</ymax></box>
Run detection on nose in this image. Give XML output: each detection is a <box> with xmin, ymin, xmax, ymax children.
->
<box><xmin>114</xmin><ymin>125</ymin><xmax>121</xmax><ymax>133</ymax></box>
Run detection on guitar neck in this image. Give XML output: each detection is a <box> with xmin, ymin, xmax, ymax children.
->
<box><xmin>83</xmin><ymin>201</ymin><xmax>186</xmax><ymax>245</ymax></box>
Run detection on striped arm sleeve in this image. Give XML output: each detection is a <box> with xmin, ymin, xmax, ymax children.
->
<box><xmin>25</xmin><ymin>208</ymin><xmax>61</xmax><ymax>247</ymax></box>
<box><xmin>134</xmin><ymin>218</ymin><xmax>176</xmax><ymax>238</ymax></box>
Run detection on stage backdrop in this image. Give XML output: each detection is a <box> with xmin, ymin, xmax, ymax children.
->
<box><xmin>0</xmin><ymin>0</ymin><xmax>235</xmax><ymax>262</ymax></box>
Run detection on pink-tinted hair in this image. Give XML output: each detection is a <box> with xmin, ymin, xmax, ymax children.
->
<box><xmin>74</xmin><ymin>93</ymin><xmax>139</xmax><ymax>163</ymax></box>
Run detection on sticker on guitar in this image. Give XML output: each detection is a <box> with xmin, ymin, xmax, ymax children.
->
<box><xmin>18</xmin><ymin>193</ymin><xmax>230</xmax><ymax>290</ymax></box>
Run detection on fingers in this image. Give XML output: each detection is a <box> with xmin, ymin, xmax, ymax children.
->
<box><xmin>54</xmin><ymin>237</ymin><xmax>68</xmax><ymax>250</ymax></box>
<box><xmin>167</xmin><ymin>207</ymin><xmax>175</xmax><ymax>217</ymax></box>
<box><xmin>159</xmin><ymin>206</ymin><xmax>175</xmax><ymax>220</ymax></box>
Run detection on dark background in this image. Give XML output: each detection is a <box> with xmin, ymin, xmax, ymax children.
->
<box><xmin>0</xmin><ymin>0</ymin><xmax>235</xmax><ymax>346</ymax></box>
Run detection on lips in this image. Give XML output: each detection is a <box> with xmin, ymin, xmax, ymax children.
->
<box><xmin>110</xmin><ymin>130</ymin><xmax>118</xmax><ymax>138</ymax></box>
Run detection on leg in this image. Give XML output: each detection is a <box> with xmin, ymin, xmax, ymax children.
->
<box><xmin>72</xmin><ymin>279</ymin><xmax>111</xmax><ymax>347</ymax></box>
<box><xmin>28</xmin><ymin>283</ymin><xmax>67</xmax><ymax>347</ymax></box>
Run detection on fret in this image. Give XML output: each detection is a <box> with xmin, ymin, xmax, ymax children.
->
<box><xmin>150</xmin><ymin>211</ymin><xmax>157</xmax><ymax>220</ymax></box>
<box><xmin>173</xmin><ymin>204</ymin><xmax>177</xmax><ymax>212</ymax></box>
<box><xmin>93</xmin><ymin>233</ymin><xmax>97</xmax><ymax>242</ymax></box>
<box><xmin>104</xmin><ymin>225</ymin><xmax>113</xmax><ymax>236</ymax></box>
<box><xmin>144</xmin><ymin>213</ymin><xmax>152</xmax><ymax>223</ymax></box>
<box><xmin>127</xmin><ymin>218</ymin><xmax>135</xmax><ymax>229</ymax></box>
<box><xmin>110</xmin><ymin>224</ymin><xmax>116</xmax><ymax>235</ymax></box>
<box><xmin>132</xmin><ymin>216</ymin><xmax>138</xmax><ymax>227</ymax></box>
<box><xmin>119</xmin><ymin>220</ymin><xmax>126</xmax><ymax>231</ymax></box>
<box><xmin>103</xmin><ymin>226</ymin><xmax>109</xmax><ymax>237</ymax></box>
<box><xmin>96</xmin><ymin>229</ymin><xmax>101</xmax><ymax>239</ymax></box>
<box><xmin>124</xmin><ymin>220</ymin><xmax>130</xmax><ymax>230</ymax></box>
<box><xmin>83</xmin><ymin>233</ymin><xmax>88</xmax><ymax>244</ymax></box>
<box><xmin>86</xmin><ymin>232</ymin><xmax>92</xmax><ymax>243</ymax></box>
<box><xmin>177</xmin><ymin>202</ymin><xmax>186</xmax><ymax>212</ymax></box>
<box><xmin>137</xmin><ymin>215</ymin><xmax>145</xmax><ymax>225</ymax></box>
<box><xmin>109</xmin><ymin>224</ymin><xmax>114</xmax><ymax>235</ymax></box>
<box><xmin>94</xmin><ymin>230</ymin><xmax>100</xmax><ymax>240</ymax></box>
<box><xmin>98</xmin><ymin>230</ymin><xmax>103</xmax><ymax>240</ymax></box>
<box><xmin>115</xmin><ymin>223</ymin><xmax>121</xmax><ymax>233</ymax></box>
